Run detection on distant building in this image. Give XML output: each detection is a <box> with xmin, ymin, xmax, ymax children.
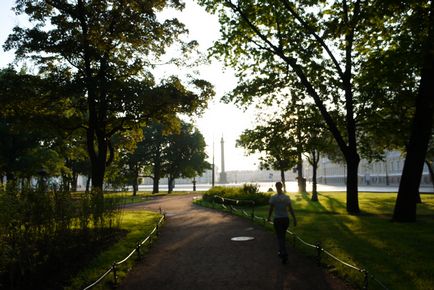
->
<box><xmin>303</xmin><ymin>151</ymin><xmax>433</xmax><ymax>186</ymax></box>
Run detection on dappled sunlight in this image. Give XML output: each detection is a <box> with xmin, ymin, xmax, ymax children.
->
<box><xmin>234</xmin><ymin>190</ymin><xmax>434</xmax><ymax>290</ymax></box>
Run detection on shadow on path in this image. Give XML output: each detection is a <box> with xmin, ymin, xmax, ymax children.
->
<box><xmin>120</xmin><ymin>194</ymin><xmax>353</xmax><ymax>290</ymax></box>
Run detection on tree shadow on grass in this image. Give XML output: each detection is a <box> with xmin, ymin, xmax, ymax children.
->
<box><xmin>293</xmin><ymin>193</ymin><xmax>424</xmax><ymax>290</ymax></box>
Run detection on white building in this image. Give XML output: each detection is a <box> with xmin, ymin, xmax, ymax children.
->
<box><xmin>303</xmin><ymin>151</ymin><xmax>433</xmax><ymax>186</ymax></box>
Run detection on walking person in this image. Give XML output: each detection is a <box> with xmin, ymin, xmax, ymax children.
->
<box><xmin>267</xmin><ymin>181</ymin><xmax>297</xmax><ymax>264</ymax></box>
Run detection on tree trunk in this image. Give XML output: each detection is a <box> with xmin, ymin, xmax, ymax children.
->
<box><xmin>393</xmin><ymin>2</ymin><xmax>434</xmax><ymax>222</ymax></box>
<box><xmin>346</xmin><ymin>150</ymin><xmax>360</xmax><ymax>214</ymax></box>
<box><xmin>85</xmin><ymin>176</ymin><xmax>91</xmax><ymax>193</ymax></box>
<box><xmin>91</xmin><ymin>155</ymin><xmax>106</xmax><ymax>191</ymax></box>
<box><xmin>168</xmin><ymin>176</ymin><xmax>175</xmax><ymax>193</ymax></box>
<box><xmin>131</xmin><ymin>165</ymin><xmax>139</xmax><ymax>196</ymax></box>
<box><xmin>296</xmin><ymin>118</ymin><xmax>305</xmax><ymax>193</ymax></box>
<box><xmin>71</xmin><ymin>171</ymin><xmax>78</xmax><ymax>192</ymax></box>
<box><xmin>132</xmin><ymin>183</ymin><xmax>138</xmax><ymax>196</ymax></box>
<box><xmin>425</xmin><ymin>160</ymin><xmax>434</xmax><ymax>191</ymax></box>
<box><xmin>311</xmin><ymin>150</ymin><xmax>319</xmax><ymax>201</ymax></box>
<box><xmin>152</xmin><ymin>145</ymin><xmax>162</xmax><ymax>194</ymax></box>
<box><xmin>152</xmin><ymin>175</ymin><xmax>159</xmax><ymax>194</ymax></box>
<box><xmin>280</xmin><ymin>169</ymin><xmax>286</xmax><ymax>192</ymax></box>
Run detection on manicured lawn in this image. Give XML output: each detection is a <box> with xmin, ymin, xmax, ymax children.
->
<box><xmin>67</xmin><ymin>210</ymin><xmax>163</xmax><ymax>290</ymax></box>
<box><xmin>198</xmin><ymin>191</ymin><xmax>434</xmax><ymax>290</ymax></box>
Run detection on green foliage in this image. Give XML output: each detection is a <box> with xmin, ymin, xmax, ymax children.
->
<box><xmin>0</xmin><ymin>186</ymin><xmax>123</xmax><ymax>289</ymax></box>
<box><xmin>164</xmin><ymin>121</ymin><xmax>211</xmax><ymax>180</ymax></box>
<box><xmin>237</xmin><ymin>118</ymin><xmax>298</xmax><ymax>172</ymax></box>
<box><xmin>203</xmin><ymin>184</ymin><xmax>269</xmax><ymax>205</ymax></box>
<box><xmin>5</xmin><ymin>0</ymin><xmax>214</xmax><ymax>189</ymax></box>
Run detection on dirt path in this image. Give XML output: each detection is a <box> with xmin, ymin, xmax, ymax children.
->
<box><xmin>120</xmin><ymin>194</ymin><xmax>353</xmax><ymax>290</ymax></box>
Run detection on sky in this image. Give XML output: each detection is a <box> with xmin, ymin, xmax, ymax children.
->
<box><xmin>0</xmin><ymin>0</ymin><xmax>262</xmax><ymax>171</ymax></box>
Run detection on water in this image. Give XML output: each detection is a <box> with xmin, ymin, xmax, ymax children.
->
<box><xmin>137</xmin><ymin>181</ymin><xmax>434</xmax><ymax>193</ymax></box>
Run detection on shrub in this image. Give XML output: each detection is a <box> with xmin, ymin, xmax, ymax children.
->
<box><xmin>0</xmin><ymin>186</ymin><xmax>124</xmax><ymax>289</ymax></box>
<box><xmin>203</xmin><ymin>183</ymin><xmax>270</xmax><ymax>206</ymax></box>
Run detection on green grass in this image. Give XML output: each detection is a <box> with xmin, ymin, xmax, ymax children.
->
<box><xmin>197</xmin><ymin>192</ymin><xmax>434</xmax><ymax>290</ymax></box>
<box><xmin>66</xmin><ymin>210</ymin><xmax>163</xmax><ymax>290</ymax></box>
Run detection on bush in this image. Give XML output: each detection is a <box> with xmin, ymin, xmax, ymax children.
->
<box><xmin>0</xmin><ymin>186</ymin><xmax>124</xmax><ymax>289</ymax></box>
<box><xmin>203</xmin><ymin>183</ymin><xmax>270</xmax><ymax>206</ymax></box>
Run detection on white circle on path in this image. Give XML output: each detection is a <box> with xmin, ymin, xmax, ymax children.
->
<box><xmin>231</xmin><ymin>236</ymin><xmax>255</xmax><ymax>241</ymax></box>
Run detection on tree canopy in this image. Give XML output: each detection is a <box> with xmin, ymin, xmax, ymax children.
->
<box><xmin>198</xmin><ymin>0</ymin><xmax>434</xmax><ymax>218</ymax></box>
<box><xmin>4</xmin><ymin>0</ymin><xmax>214</xmax><ymax>190</ymax></box>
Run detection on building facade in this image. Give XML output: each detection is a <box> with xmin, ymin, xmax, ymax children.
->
<box><xmin>303</xmin><ymin>151</ymin><xmax>433</xmax><ymax>186</ymax></box>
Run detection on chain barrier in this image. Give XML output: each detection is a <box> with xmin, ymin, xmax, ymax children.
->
<box><xmin>82</xmin><ymin>213</ymin><xmax>165</xmax><ymax>290</ymax></box>
<box><xmin>208</xmin><ymin>195</ymin><xmax>389</xmax><ymax>290</ymax></box>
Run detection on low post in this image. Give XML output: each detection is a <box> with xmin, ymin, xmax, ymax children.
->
<box><xmin>136</xmin><ymin>242</ymin><xmax>141</xmax><ymax>260</ymax></box>
<box><xmin>112</xmin><ymin>263</ymin><xmax>118</xmax><ymax>285</ymax></box>
<box><xmin>251</xmin><ymin>202</ymin><xmax>255</xmax><ymax>221</ymax></box>
<box><xmin>316</xmin><ymin>242</ymin><xmax>322</xmax><ymax>266</ymax></box>
<box><xmin>156</xmin><ymin>223</ymin><xmax>159</xmax><ymax>237</ymax></box>
<box><xmin>362</xmin><ymin>269</ymin><xmax>369</xmax><ymax>290</ymax></box>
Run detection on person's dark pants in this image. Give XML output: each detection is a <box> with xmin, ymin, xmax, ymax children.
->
<box><xmin>273</xmin><ymin>217</ymin><xmax>289</xmax><ymax>258</ymax></box>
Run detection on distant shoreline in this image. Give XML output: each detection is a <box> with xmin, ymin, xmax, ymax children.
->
<box><xmin>132</xmin><ymin>181</ymin><xmax>434</xmax><ymax>193</ymax></box>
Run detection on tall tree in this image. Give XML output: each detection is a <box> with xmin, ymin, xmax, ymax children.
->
<box><xmin>237</xmin><ymin>118</ymin><xmax>298</xmax><ymax>192</ymax></box>
<box><xmin>164</xmin><ymin>121</ymin><xmax>210</xmax><ymax>193</ymax></box>
<box><xmin>198</xmin><ymin>0</ymin><xmax>372</xmax><ymax>213</ymax></box>
<box><xmin>353</xmin><ymin>1</ymin><xmax>434</xmax><ymax>221</ymax></box>
<box><xmin>299</xmin><ymin>105</ymin><xmax>335</xmax><ymax>201</ymax></box>
<box><xmin>0</xmin><ymin>68</ymin><xmax>75</xmax><ymax>185</ymax></box>
<box><xmin>5</xmin><ymin>0</ymin><xmax>213</xmax><ymax>190</ymax></box>
<box><xmin>394</xmin><ymin>1</ymin><xmax>434</xmax><ymax>222</ymax></box>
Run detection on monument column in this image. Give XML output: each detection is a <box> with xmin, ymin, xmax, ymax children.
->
<box><xmin>220</xmin><ymin>136</ymin><xmax>227</xmax><ymax>183</ymax></box>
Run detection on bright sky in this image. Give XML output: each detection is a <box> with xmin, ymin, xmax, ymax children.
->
<box><xmin>0</xmin><ymin>0</ymin><xmax>261</xmax><ymax>171</ymax></box>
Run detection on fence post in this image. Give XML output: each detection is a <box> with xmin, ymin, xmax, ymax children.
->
<box><xmin>316</xmin><ymin>242</ymin><xmax>322</xmax><ymax>266</ymax></box>
<box><xmin>112</xmin><ymin>263</ymin><xmax>118</xmax><ymax>285</ymax></box>
<box><xmin>251</xmin><ymin>202</ymin><xmax>255</xmax><ymax>221</ymax></box>
<box><xmin>136</xmin><ymin>242</ymin><xmax>141</xmax><ymax>260</ymax></box>
<box><xmin>156</xmin><ymin>223</ymin><xmax>160</xmax><ymax>237</ymax></box>
<box><xmin>362</xmin><ymin>269</ymin><xmax>369</xmax><ymax>290</ymax></box>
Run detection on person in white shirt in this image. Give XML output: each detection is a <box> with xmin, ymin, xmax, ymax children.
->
<box><xmin>267</xmin><ymin>181</ymin><xmax>297</xmax><ymax>264</ymax></box>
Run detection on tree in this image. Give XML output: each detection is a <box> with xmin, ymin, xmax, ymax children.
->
<box><xmin>237</xmin><ymin>118</ymin><xmax>298</xmax><ymax>192</ymax></box>
<box><xmin>0</xmin><ymin>68</ymin><xmax>74</xmax><ymax>185</ymax></box>
<box><xmin>299</xmin><ymin>105</ymin><xmax>335</xmax><ymax>201</ymax></box>
<box><xmin>198</xmin><ymin>0</ymin><xmax>380</xmax><ymax>214</ymax></box>
<box><xmin>5</xmin><ymin>0</ymin><xmax>213</xmax><ymax>190</ymax></box>
<box><xmin>134</xmin><ymin>122</ymin><xmax>167</xmax><ymax>194</ymax></box>
<box><xmin>353</xmin><ymin>1</ymin><xmax>434</xmax><ymax>221</ymax></box>
<box><xmin>164</xmin><ymin>121</ymin><xmax>210</xmax><ymax>193</ymax></box>
<box><xmin>391</xmin><ymin>1</ymin><xmax>434</xmax><ymax>222</ymax></box>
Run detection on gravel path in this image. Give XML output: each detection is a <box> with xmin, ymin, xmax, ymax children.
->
<box><xmin>119</xmin><ymin>194</ymin><xmax>353</xmax><ymax>290</ymax></box>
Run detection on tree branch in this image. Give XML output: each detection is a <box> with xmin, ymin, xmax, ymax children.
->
<box><xmin>281</xmin><ymin>0</ymin><xmax>345</xmax><ymax>80</ymax></box>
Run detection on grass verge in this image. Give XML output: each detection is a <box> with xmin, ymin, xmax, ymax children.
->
<box><xmin>66</xmin><ymin>210</ymin><xmax>163</xmax><ymax>290</ymax></box>
<box><xmin>196</xmin><ymin>191</ymin><xmax>434</xmax><ymax>290</ymax></box>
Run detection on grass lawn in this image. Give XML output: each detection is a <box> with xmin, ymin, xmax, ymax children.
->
<box><xmin>66</xmin><ymin>210</ymin><xmax>163</xmax><ymax>290</ymax></box>
<box><xmin>198</xmin><ymin>191</ymin><xmax>434</xmax><ymax>290</ymax></box>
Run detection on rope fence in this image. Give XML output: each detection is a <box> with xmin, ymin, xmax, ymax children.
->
<box><xmin>207</xmin><ymin>195</ymin><xmax>388</xmax><ymax>290</ymax></box>
<box><xmin>82</xmin><ymin>211</ymin><xmax>166</xmax><ymax>290</ymax></box>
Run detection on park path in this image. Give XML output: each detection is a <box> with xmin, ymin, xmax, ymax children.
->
<box><xmin>119</xmin><ymin>194</ymin><xmax>353</xmax><ymax>290</ymax></box>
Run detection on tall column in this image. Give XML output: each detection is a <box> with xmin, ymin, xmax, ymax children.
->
<box><xmin>220</xmin><ymin>136</ymin><xmax>227</xmax><ymax>183</ymax></box>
